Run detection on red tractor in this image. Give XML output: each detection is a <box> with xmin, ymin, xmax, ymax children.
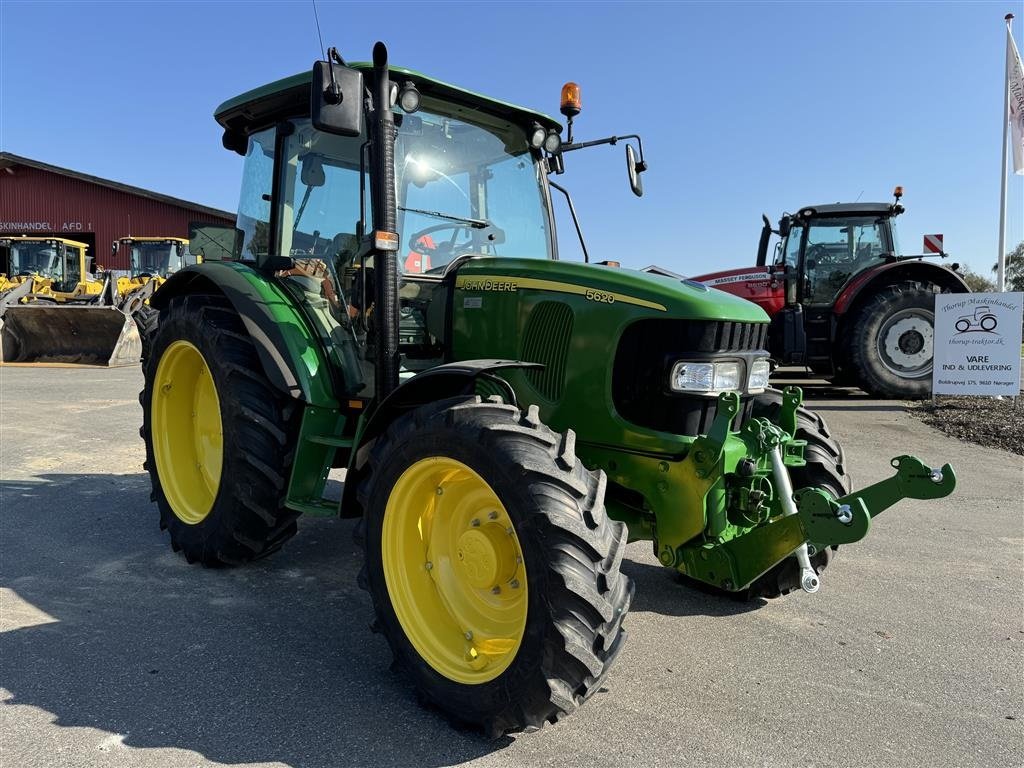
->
<box><xmin>688</xmin><ymin>189</ymin><xmax>970</xmax><ymax>398</ymax></box>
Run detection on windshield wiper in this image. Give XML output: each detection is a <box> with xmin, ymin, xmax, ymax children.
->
<box><xmin>398</xmin><ymin>206</ymin><xmax>490</xmax><ymax>229</ymax></box>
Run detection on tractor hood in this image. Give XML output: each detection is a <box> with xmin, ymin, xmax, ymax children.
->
<box><xmin>453</xmin><ymin>258</ymin><xmax>770</xmax><ymax>324</ymax></box>
<box><xmin>451</xmin><ymin>256</ymin><xmax>771</xmax><ymax>454</ymax></box>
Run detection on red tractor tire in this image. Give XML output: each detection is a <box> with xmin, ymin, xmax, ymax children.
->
<box><xmin>846</xmin><ymin>280</ymin><xmax>940</xmax><ymax>399</ymax></box>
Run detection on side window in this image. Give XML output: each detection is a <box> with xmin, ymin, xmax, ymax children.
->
<box><xmin>782</xmin><ymin>227</ymin><xmax>802</xmax><ymax>269</ymax></box>
<box><xmin>279</xmin><ymin>146</ymin><xmax>365</xmax><ymax>265</ymax></box>
<box><xmin>66</xmin><ymin>246</ymin><xmax>82</xmax><ymax>285</ymax></box>
<box><xmin>852</xmin><ymin>221</ymin><xmax>886</xmax><ymax>262</ymax></box>
<box><xmin>485</xmin><ymin>154</ymin><xmax>549</xmax><ymax>259</ymax></box>
<box><xmin>237</xmin><ymin>128</ymin><xmax>275</xmax><ymax>262</ymax></box>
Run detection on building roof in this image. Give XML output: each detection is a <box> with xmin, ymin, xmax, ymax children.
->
<box><xmin>0</xmin><ymin>152</ymin><xmax>235</xmax><ymax>222</ymax></box>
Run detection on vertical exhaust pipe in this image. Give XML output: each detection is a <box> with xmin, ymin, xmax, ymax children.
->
<box><xmin>370</xmin><ymin>41</ymin><xmax>400</xmax><ymax>402</ymax></box>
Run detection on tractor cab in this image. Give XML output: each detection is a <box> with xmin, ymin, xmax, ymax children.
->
<box><xmin>223</xmin><ymin>65</ymin><xmax>566</xmax><ymax>387</ymax></box>
<box><xmin>766</xmin><ymin>203</ymin><xmax>900</xmax><ymax>307</ymax></box>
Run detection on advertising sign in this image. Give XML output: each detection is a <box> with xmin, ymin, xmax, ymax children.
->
<box><xmin>932</xmin><ymin>292</ymin><xmax>1023</xmax><ymax>396</ymax></box>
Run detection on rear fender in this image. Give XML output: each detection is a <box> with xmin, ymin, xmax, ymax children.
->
<box><xmin>152</xmin><ymin>262</ymin><xmax>337</xmax><ymax>408</ymax></box>
<box><xmin>833</xmin><ymin>261</ymin><xmax>970</xmax><ymax>317</ymax></box>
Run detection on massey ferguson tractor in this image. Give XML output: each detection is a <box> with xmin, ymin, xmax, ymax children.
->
<box><xmin>691</xmin><ymin>193</ymin><xmax>970</xmax><ymax>398</ymax></box>
<box><xmin>140</xmin><ymin>42</ymin><xmax>956</xmax><ymax>735</ymax></box>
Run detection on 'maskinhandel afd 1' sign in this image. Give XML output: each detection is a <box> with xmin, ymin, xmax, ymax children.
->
<box><xmin>932</xmin><ymin>292</ymin><xmax>1023</xmax><ymax>396</ymax></box>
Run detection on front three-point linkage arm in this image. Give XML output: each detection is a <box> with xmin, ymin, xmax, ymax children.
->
<box><xmin>795</xmin><ymin>455</ymin><xmax>957</xmax><ymax>553</ymax></box>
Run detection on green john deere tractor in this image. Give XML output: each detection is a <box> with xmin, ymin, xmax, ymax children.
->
<box><xmin>141</xmin><ymin>42</ymin><xmax>957</xmax><ymax>735</ymax></box>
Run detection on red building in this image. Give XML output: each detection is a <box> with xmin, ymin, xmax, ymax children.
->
<box><xmin>0</xmin><ymin>152</ymin><xmax>235</xmax><ymax>270</ymax></box>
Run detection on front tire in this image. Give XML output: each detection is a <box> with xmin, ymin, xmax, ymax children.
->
<box><xmin>357</xmin><ymin>396</ymin><xmax>633</xmax><ymax>736</ymax></box>
<box><xmin>141</xmin><ymin>294</ymin><xmax>301</xmax><ymax>565</ymax></box>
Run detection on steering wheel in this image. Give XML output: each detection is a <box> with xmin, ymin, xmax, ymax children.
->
<box><xmin>806</xmin><ymin>244</ymin><xmax>838</xmax><ymax>265</ymax></box>
<box><xmin>407</xmin><ymin>223</ymin><xmax>476</xmax><ymax>269</ymax></box>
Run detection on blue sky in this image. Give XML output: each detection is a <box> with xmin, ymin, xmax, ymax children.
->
<box><xmin>1</xmin><ymin>1</ymin><xmax>1021</xmax><ymax>277</ymax></box>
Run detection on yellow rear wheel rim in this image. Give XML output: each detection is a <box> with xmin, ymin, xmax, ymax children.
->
<box><xmin>152</xmin><ymin>340</ymin><xmax>223</xmax><ymax>524</ymax></box>
<box><xmin>382</xmin><ymin>457</ymin><xmax>528</xmax><ymax>684</ymax></box>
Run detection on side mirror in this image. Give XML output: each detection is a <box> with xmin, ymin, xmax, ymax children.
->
<box><xmin>626</xmin><ymin>144</ymin><xmax>644</xmax><ymax>197</ymax></box>
<box><xmin>188</xmin><ymin>223</ymin><xmax>242</xmax><ymax>262</ymax></box>
<box><xmin>778</xmin><ymin>216</ymin><xmax>792</xmax><ymax>237</ymax></box>
<box><xmin>111</xmin><ymin>241</ymin><xmax>117</xmax><ymax>256</ymax></box>
<box><xmin>311</xmin><ymin>61</ymin><xmax>364</xmax><ymax>137</ymax></box>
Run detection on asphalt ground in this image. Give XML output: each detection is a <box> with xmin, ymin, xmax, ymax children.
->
<box><xmin>1</xmin><ymin>365</ymin><xmax>1021</xmax><ymax>768</ymax></box>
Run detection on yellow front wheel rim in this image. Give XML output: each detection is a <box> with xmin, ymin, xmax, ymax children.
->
<box><xmin>152</xmin><ymin>340</ymin><xmax>223</xmax><ymax>524</ymax></box>
<box><xmin>382</xmin><ymin>457</ymin><xmax>528</xmax><ymax>684</ymax></box>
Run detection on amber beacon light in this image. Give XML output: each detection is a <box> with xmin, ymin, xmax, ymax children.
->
<box><xmin>560</xmin><ymin>82</ymin><xmax>581</xmax><ymax>117</ymax></box>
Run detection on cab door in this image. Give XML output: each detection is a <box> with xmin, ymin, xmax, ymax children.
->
<box><xmin>769</xmin><ymin>224</ymin><xmax>807</xmax><ymax>364</ymax></box>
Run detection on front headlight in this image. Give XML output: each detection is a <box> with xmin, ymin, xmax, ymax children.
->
<box><xmin>669</xmin><ymin>361</ymin><xmax>742</xmax><ymax>393</ymax></box>
<box><xmin>748</xmin><ymin>358</ymin><xmax>771</xmax><ymax>390</ymax></box>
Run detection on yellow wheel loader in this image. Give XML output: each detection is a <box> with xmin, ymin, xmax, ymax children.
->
<box><xmin>109</xmin><ymin>237</ymin><xmax>198</xmax><ymax>358</ymax></box>
<box><xmin>0</xmin><ymin>236</ymin><xmax>142</xmax><ymax>366</ymax></box>
<box><xmin>110</xmin><ymin>237</ymin><xmax>196</xmax><ymax>297</ymax></box>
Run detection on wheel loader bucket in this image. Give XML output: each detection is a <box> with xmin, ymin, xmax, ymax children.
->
<box><xmin>0</xmin><ymin>304</ymin><xmax>142</xmax><ymax>366</ymax></box>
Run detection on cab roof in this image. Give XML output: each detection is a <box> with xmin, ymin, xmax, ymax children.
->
<box><xmin>215</xmin><ymin>62</ymin><xmax>562</xmax><ymax>142</ymax></box>
<box><xmin>796</xmin><ymin>203</ymin><xmax>897</xmax><ymax>217</ymax></box>
<box><xmin>0</xmin><ymin>235</ymin><xmax>90</xmax><ymax>249</ymax></box>
<box><xmin>117</xmin><ymin>236</ymin><xmax>188</xmax><ymax>243</ymax></box>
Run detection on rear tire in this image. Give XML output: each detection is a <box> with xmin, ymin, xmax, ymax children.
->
<box><xmin>135</xmin><ymin>305</ymin><xmax>159</xmax><ymax>367</ymax></box>
<box><xmin>357</xmin><ymin>396</ymin><xmax>633</xmax><ymax>736</ymax></box>
<box><xmin>847</xmin><ymin>281</ymin><xmax>939</xmax><ymax>399</ymax></box>
<box><xmin>141</xmin><ymin>294</ymin><xmax>301</xmax><ymax>565</ymax></box>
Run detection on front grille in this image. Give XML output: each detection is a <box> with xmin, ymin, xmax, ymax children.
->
<box><xmin>612</xmin><ymin>320</ymin><xmax>769</xmax><ymax>436</ymax></box>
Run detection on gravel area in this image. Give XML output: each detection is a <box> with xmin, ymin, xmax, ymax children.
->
<box><xmin>912</xmin><ymin>396</ymin><xmax>1024</xmax><ymax>455</ymax></box>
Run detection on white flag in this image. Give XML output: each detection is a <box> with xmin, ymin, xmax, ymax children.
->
<box><xmin>1009</xmin><ymin>24</ymin><xmax>1024</xmax><ymax>174</ymax></box>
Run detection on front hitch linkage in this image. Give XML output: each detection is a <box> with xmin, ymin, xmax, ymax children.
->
<box><xmin>793</xmin><ymin>455</ymin><xmax>957</xmax><ymax>591</ymax></box>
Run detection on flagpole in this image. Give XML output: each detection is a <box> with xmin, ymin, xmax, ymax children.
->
<box><xmin>998</xmin><ymin>12</ymin><xmax>1014</xmax><ymax>293</ymax></box>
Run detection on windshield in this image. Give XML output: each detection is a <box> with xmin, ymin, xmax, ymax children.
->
<box><xmin>394</xmin><ymin>100</ymin><xmax>552</xmax><ymax>273</ymax></box>
<box><xmin>128</xmin><ymin>241</ymin><xmax>185</xmax><ymax>277</ymax></box>
<box><xmin>6</xmin><ymin>241</ymin><xmax>62</xmax><ymax>277</ymax></box>
<box><xmin>803</xmin><ymin>216</ymin><xmax>893</xmax><ymax>303</ymax></box>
